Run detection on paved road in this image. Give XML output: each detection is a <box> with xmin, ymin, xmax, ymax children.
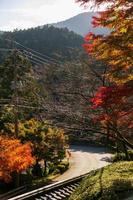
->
<box><xmin>54</xmin><ymin>145</ymin><xmax>112</xmax><ymax>182</ymax></box>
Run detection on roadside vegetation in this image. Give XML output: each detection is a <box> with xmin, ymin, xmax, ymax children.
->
<box><xmin>69</xmin><ymin>162</ymin><xmax>133</xmax><ymax>200</ymax></box>
<box><xmin>112</xmin><ymin>150</ymin><xmax>133</xmax><ymax>162</ymax></box>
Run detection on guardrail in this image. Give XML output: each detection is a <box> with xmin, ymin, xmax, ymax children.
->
<box><xmin>1</xmin><ymin>169</ymin><xmax>99</xmax><ymax>200</ymax></box>
<box><xmin>9</xmin><ymin>170</ymin><xmax>98</xmax><ymax>200</ymax></box>
<box><xmin>0</xmin><ymin>186</ymin><xmax>27</xmax><ymax>200</ymax></box>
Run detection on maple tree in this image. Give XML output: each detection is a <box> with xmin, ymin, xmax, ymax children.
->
<box><xmin>91</xmin><ymin>85</ymin><xmax>133</xmax><ymax>148</ymax></box>
<box><xmin>77</xmin><ymin>0</ymin><xmax>132</xmax><ymax>81</ymax></box>
<box><xmin>0</xmin><ymin>136</ymin><xmax>35</xmax><ymax>183</ymax></box>
<box><xmin>76</xmin><ymin>0</ymin><xmax>133</xmax><ymax>152</ymax></box>
<box><xmin>6</xmin><ymin>119</ymin><xmax>68</xmax><ymax>175</ymax></box>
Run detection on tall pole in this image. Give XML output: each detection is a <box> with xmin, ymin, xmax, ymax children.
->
<box><xmin>12</xmin><ymin>48</ymin><xmax>20</xmax><ymax>187</ymax></box>
<box><xmin>13</xmin><ymin>49</ymin><xmax>19</xmax><ymax>138</ymax></box>
<box><xmin>11</xmin><ymin>37</ymin><xmax>19</xmax><ymax>138</ymax></box>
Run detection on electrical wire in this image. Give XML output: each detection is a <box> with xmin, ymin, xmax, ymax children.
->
<box><xmin>22</xmin><ymin>53</ymin><xmax>50</xmax><ymax>65</ymax></box>
<box><xmin>15</xmin><ymin>41</ymin><xmax>63</xmax><ymax>65</ymax></box>
<box><xmin>19</xmin><ymin>49</ymin><xmax>58</xmax><ymax>65</ymax></box>
<box><xmin>20</xmin><ymin>50</ymin><xmax>52</xmax><ymax>66</ymax></box>
<box><xmin>0</xmin><ymin>103</ymin><xmax>45</xmax><ymax>110</ymax></box>
<box><xmin>5</xmin><ymin>39</ymin><xmax>63</xmax><ymax>65</ymax></box>
<box><xmin>0</xmin><ymin>48</ymin><xmax>14</xmax><ymax>52</ymax></box>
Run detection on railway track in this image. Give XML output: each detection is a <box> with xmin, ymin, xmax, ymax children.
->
<box><xmin>5</xmin><ymin>170</ymin><xmax>98</xmax><ymax>200</ymax></box>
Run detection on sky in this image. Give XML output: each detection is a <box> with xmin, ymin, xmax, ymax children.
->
<box><xmin>0</xmin><ymin>0</ymin><xmax>103</xmax><ymax>31</ymax></box>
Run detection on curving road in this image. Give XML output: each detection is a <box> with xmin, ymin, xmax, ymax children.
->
<box><xmin>54</xmin><ymin>145</ymin><xmax>112</xmax><ymax>182</ymax></box>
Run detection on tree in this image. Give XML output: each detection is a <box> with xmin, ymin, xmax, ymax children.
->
<box><xmin>0</xmin><ymin>52</ymin><xmax>42</xmax><ymax>186</ymax></box>
<box><xmin>10</xmin><ymin>119</ymin><xmax>68</xmax><ymax>175</ymax></box>
<box><xmin>91</xmin><ymin>85</ymin><xmax>133</xmax><ymax>151</ymax></box>
<box><xmin>0</xmin><ymin>136</ymin><xmax>35</xmax><ymax>183</ymax></box>
<box><xmin>76</xmin><ymin>0</ymin><xmax>133</xmax><ymax>152</ymax></box>
<box><xmin>39</xmin><ymin>58</ymin><xmax>108</xmax><ymax>138</ymax></box>
<box><xmin>0</xmin><ymin>51</ymin><xmax>41</xmax><ymax>136</ymax></box>
<box><xmin>0</xmin><ymin>26</ymin><xmax>83</xmax><ymax>63</ymax></box>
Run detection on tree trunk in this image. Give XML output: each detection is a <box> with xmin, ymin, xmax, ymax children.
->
<box><xmin>122</xmin><ymin>141</ymin><xmax>129</xmax><ymax>160</ymax></box>
<box><xmin>44</xmin><ymin>160</ymin><xmax>47</xmax><ymax>175</ymax></box>
<box><xmin>106</xmin><ymin>123</ymin><xmax>110</xmax><ymax>146</ymax></box>
<box><xmin>13</xmin><ymin>172</ymin><xmax>20</xmax><ymax>188</ymax></box>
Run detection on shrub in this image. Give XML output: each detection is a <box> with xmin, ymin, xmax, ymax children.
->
<box><xmin>112</xmin><ymin>150</ymin><xmax>133</xmax><ymax>162</ymax></box>
<box><xmin>57</xmin><ymin>164</ymin><xmax>66</xmax><ymax>174</ymax></box>
<box><xmin>57</xmin><ymin>161</ymin><xmax>69</xmax><ymax>174</ymax></box>
<box><xmin>69</xmin><ymin>162</ymin><xmax>133</xmax><ymax>200</ymax></box>
<box><xmin>48</xmin><ymin>163</ymin><xmax>56</xmax><ymax>174</ymax></box>
<box><xmin>53</xmin><ymin>169</ymin><xmax>60</xmax><ymax>175</ymax></box>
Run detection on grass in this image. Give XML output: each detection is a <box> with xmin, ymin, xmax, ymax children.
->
<box><xmin>69</xmin><ymin>162</ymin><xmax>133</xmax><ymax>200</ymax></box>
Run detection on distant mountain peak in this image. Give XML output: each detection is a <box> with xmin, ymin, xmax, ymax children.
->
<box><xmin>53</xmin><ymin>12</ymin><xmax>110</xmax><ymax>36</ymax></box>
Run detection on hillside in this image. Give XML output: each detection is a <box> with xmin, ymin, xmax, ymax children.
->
<box><xmin>53</xmin><ymin>12</ymin><xmax>110</xmax><ymax>36</ymax></box>
<box><xmin>0</xmin><ymin>25</ymin><xmax>84</xmax><ymax>62</ymax></box>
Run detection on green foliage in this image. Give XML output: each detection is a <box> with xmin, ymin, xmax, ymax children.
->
<box><xmin>15</xmin><ymin>119</ymin><xmax>68</xmax><ymax>162</ymax></box>
<box><xmin>57</xmin><ymin>161</ymin><xmax>69</xmax><ymax>174</ymax></box>
<box><xmin>69</xmin><ymin>162</ymin><xmax>133</xmax><ymax>200</ymax></box>
<box><xmin>4</xmin><ymin>118</ymin><xmax>68</xmax><ymax>179</ymax></box>
<box><xmin>48</xmin><ymin>160</ymin><xmax>69</xmax><ymax>175</ymax></box>
<box><xmin>112</xmin><ymin>150</ymin><xmax>133</xmax><ymax>162</ymax></box>
<box><xmin>0</xmin><ymin>52</ymin><xmax>41</xmax><ymax>134</ymax></box>
<box><xmin>48</xmin><ymin>162</ymin><xmax>56</xmax><ymax>174</ymax></box>
<box><xmin>57</xmin><ymin>164</ymin><xmax>66</xmax><ymax>174</ymax></box>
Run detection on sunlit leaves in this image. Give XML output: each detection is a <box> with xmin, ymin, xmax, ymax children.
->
<box><xmin>77</xmin><ymin>0</ymin><xmax>133</xmax><ymax>81</ymax></box>
<box><xmin>76</xmin><ymin>0</ymin><xmax>133</xmax><ymax>146</ymax></box>
<box><xmin>0</xmin><ymin>136</ymin><xmax>35</xmax><ymax>182</ymax></box>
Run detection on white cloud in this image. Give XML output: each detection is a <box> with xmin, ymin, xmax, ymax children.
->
<box><xmin>0</xmin><ymin>0</ymin><xmax>106</xmax><ymax>31</ymax></box>
<box><xmin>25</xmin><ymin>0</ymin><xmax>58</xmax><ymax>7</ymax></box>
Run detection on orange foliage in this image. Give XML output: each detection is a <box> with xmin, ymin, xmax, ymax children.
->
<box><xmin>0</xmin><ymin>136</ymin><xmax>35</xmax><ymax>183</ymax></box>
<box><xmin>77</xmin><ymin>0</ymin><xmax>133</xmax><ymax>81</ymax></box>
<box><xmin>76</xmin><ymin>0</ymin><xmax>133</xmax><ymax>144</ymax></box>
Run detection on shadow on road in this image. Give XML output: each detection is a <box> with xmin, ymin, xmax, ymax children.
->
<box><xmin>70</xmin><ymin>145</ymin><xmax>109</xmax><ymax>154</ymax></box>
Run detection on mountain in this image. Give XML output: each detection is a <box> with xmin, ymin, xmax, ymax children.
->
<box><xmin>53</xmin><ymin>12</ymin><xmax>110</xmax><ymax>36</ymax></box>
<box><xmin>0</xmin><ymin>25</ymin><xmax>83</xmax><ymax>62</ymax></box>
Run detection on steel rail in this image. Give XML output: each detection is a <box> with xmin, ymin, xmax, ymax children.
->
<box><xmin>6</xmin><ymin>169</ymin><xmax>99</xmax><ymax>200</ymax></box>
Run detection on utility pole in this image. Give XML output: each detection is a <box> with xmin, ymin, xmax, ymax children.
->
<box><xmin>10</xmin><ymin>38</ymin><xmax>19</xmax><ymax>138</ymax></box>
<box><xmin>13</xmin><ymin>49</ymin><xmax>19</xmax><ymax>138</ymax></box>
<box><xmin>12</xmin><ymin>47</ymin><xmax>20</xmax><ymax>187</ymax></box>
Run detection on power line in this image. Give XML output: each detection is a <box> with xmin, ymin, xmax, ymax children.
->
<box><xmin>5</xmin><ymin>39</ymin><xmax>63</xmax><ymax>65</ymax></box>
<box><xmin>0</xmin><ymin>48</ymin><xmax>14</xmax><ymax>52</ymax></box>
<box><xmin>18</xmin><ymin>51</ymin><xmax>51</xmax><ymax>67</ymax></box>
<box><xmin>2</xmin><ymin>39</ymin><xmax>82</xmax><ymax>67</ymax></box>
<box><xmin>17</xmin><ymin>49</ymin><xmax>61</xmax><ymax>69</ymax></box>
<box><xmin>20</xmin><ymin>50</ymin><xmax>52</xmax><ymax>65</ymax></box>
<box><xmin>19</xmin><ymin>49</ymin><xmax>58</xmax><ymax>65</ymax></box>
<box><xmin>22</xmin><ymin>52</ymin><xmax>49</xmax><ymax>65</ymax></box>
<box><xmin>0</xmin><ymin>103</ymin><xmax>44</xmax><ymax>110</ymax></box>
<box><xmin>0</xmin><ymin>48</ymin><xmax>85</xmax><ymax>78</ymax></box>
<box><xmin>28</xmin><ymin>59</ymin><xmax>43</xmax><ymax>66</ymax></box>
<box><xmin>0</xmin><ymin>47</ymin><xmax>51</xmax><ymax>67</ymax></box>
<box><xmin>15</xmin><ymin>41</ymin><xmax>63</xmax><ymax>65</ymax></box>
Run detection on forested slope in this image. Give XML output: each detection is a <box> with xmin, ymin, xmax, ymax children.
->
<box><xmin>0</xmin><ymin>25</ymin><xmax>83</xmax><ymax>62</ymax></box>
